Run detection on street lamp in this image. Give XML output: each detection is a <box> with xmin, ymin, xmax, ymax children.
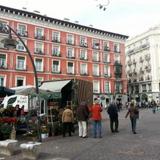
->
<box><xmin>1</xmin><ymin>25</ymin><xmax>41</xmax><ymax>142</ymax></box>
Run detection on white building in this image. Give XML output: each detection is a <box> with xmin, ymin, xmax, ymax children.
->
<box><xmin>126</xmin><ymin>25</ymin><xmax>160</xmax><ymax>102</ymax></box>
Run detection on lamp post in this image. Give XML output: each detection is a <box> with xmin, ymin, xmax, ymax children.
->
<box><xmin>2</xmin><ymin>25</ymin><xmax>41</xmax><ymax>142</ymax></box>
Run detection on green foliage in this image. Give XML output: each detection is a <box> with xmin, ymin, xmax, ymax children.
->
<box><xmin>0</xmin><ymin>123</ymin><xmax>12</xmax><ymax>140</ymax></box>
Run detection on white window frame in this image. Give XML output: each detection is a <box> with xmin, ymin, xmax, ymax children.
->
<box><xmin>15</xmin><ymin>76</ymin><xmax>26</xmax><ymax>86</ymax></box>
<box><xmin>34</xmin><ymin>58</ymin><xmax>43</xmax><ymax>72</ymax></box>
<box><xmin>67</xmin><ymin>62</ymin><xmax>74</xmax><ymax>74</ymax></box>
<box><xmin>35</xmin><ymin>27</ymin><xmax>44</xmax><ymax>37</ymax></box>
<box><xmin>93</xmin><ymin>80</ymin><xmax>100</xmax><ymax>93</ymax></box>
<box><xmin>93</xmin><ymin>64</ymin><xmax>99</xmax><ymax>76</ymax></box>
<box><xmin>52</xmin><ymin>60</ymin><xmax>60</xmax><ymax>73</ymax></box>
<box><xmin>16</xmin><ymin>39</ymin><xmax>26</xmax><ymax>51</ymax></box>
<box><xmin>67</xmin><ymin>34</ymin><xmax>74</xmax><ymax>44</ymax></box>
<box><xmin>17</xmin><ymin>23</ymin><xmax>27</xmax><ymax>36</ymax></box>
<box><xmin>52</xmin><ymin>31</ymin><xmax>60</xmax><ymax>42</ymax></box>
<box><xmin>104</xmin><ymin>81</ymin><xmax>110</xmax><ymax>93</ymax></box>
<box><xmin>80</xmin><ymin>49</ymin><xmax>87</xmax><ymax>60</ymax></box>
<box><xmin>80</xmin><ymin>36</ymin><xmax>87</xmax><ymax>46</ymax></box>
<box><xmin>16</xmin><ymin>56</ymin><xmax>26</xmax><ymax>70</ymax></box>
<box><xmin>80</xmin><ymin>63</ymin><xmax>88</xmax><ymax>74</ymax></box>
<box><xmin>93</xmin><ymin>51</ymin><xmax>99</xmax><ymax>61</ymax></box>
<box><xmin>67</xmin><ymin>47</ymin><xmax>74</xmax><ymax>58</ymax></box>
<box><xmin>52</xmin><ymin>45</ymin><xmax>60</xmax><ymax>56</ymax></box>
<box><xmin>35</xmin><ymin>41</ymin><xmax>44</xmax><ymax>54</ymax></box>
<box><xmin>0</xmin><ymin>54</ymin><xmax>7</xmax><ymax>68</ymax></box>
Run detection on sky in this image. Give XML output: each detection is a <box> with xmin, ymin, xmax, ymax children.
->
<box><xmin>1</xmin><ymin>0</ymin><xmax>160</xmax><ymax>38</ymax></box>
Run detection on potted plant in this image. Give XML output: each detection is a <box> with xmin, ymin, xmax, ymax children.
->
<box><xmin>41</xmin><ymin>125</ymin><xmax>48</xmax><ymax>139</ymax></box>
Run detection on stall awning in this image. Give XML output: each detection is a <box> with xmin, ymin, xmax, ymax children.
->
<box><xmin>39</xmin><ymin>80</ymin><xmax>71</xmax><ymax>92</ymax></box>
<box><xmin>0</xmin><ymin>86</ymin><xmax>15</xmax><ymax>97</ymax></box>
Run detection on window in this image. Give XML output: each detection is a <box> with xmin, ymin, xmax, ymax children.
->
<box><xmin>114</xmin><ymin>43</ymin><xmax>120</xmax><ymax>53</ymax></box>
<box><xmin>67</xmin><ymin>34</ymin><xmax>74</xmax><ymax>45</ymax></box>
<box><xmin>0</xmin><ymin>20</ymin><xmax>7</xmax><ymax>33</ymax></box>
<box><xmin>35</xmin><ymin>42</ymin><xmax>43</xmax><ymax>54</ymax></box>
<box><xmin>93</xmin><ymin>51</ymin><xmax>99</xmax><ymax>61</ymax></box>
<box><xmin>16</xmin><ymin>56</ymin><xmax>26</xmax><ymax>70</ymax></box>
<box><xmin>80</xmin><ymin>36</ymin><xmax>87</xmax><ymax>47</ymax></box>
<box><xmin>0</xmin><ymin>76</ymin><xmax>5</xmax><ymax>86</ymax></box>
<box><xmin>35</xmin><ymin>58</ymin><xmax>43</xmax><ymax>71</ymax></box>
<box><xmin>103</xmin><ymin>53</ymin><xmax>109</xmax><ymax>63</ymax></box>
<box><xmin>52</xmin><ymin>45</ymin><xmax>60</xmax><ymax>56</ymax></box>
<box><xmin>80</xmin><ymin>63</ymin><xmax>87</xmax><ymax>74</ymax></box>
<box><xmin>67</xmin><ymin>47</ymin><xmax>74</xmax><ymax>58</ymax></box>
<box><xmin>0</xmin><ymin>54</ymin><xmax>6</xmax><ymax>68</ymax></box>
<box><xmin>93</xmin><ymin>64</ymin><xmax>99</xmax><ymax>76</ymax></box>
<box><xmin>115</xmin><ymin>82</ymin><xmax>122</xmax><ymax>93</ymax></box>
<box><xmin>17</xmin><ymin>24</ymin><xmax>27</xmax><ymax>36</ymax></box>
<box><xmin>16</xmin><ymin>77</ymin><xmax>24</xmax><ymax>86</ymax></box>
<box><xmin>104</xmin><ymin>81</ymin><xmax>110</xmax><ymax>93</ymax></box>
<box><xmin>93</xmin><ymin>80</ymin><xmax>100</xmax><ymax>93</ymax></box>
<box><xmin>80</xmin><ymin>49</ymin><xmax>87</xmax><ymax>60</ymax></box>
<box><xmin>67</xmin><ymin>62</ymin><xmax>74</xmax><ymax>74</ymax></box>
<box><xmin>92</xmin><ymin>39</ymin><xmax>100</xmax><ymax>49</ymax></box>
<box><xmin>103</xmin><ymin>41</ymin><xmax>110</xmax><ymax>51</ymax></box>
<box><xmin>16</xmin><ymin>40</ymin><xmax>26</xmax><ymax>51</ymax></box>
<box><xmin>52</xmin><ymin>61</ymin><xmax>60</xmax><ymax>73</ymax></box>
<box><xmin>52</xmin><ymin>31</ymin><xmax>60</xmax><ymax>42</ymax></box>
<box><xmin>35</xmin><ymin>27</ymin><xmax>44</xmax><ymax>39</ymax></box>
<box><xmin>142</xmin><ymin>84</ymin><xmax>146</xmax><ymax>92</ymax></box>
<box><xmin>104</xmin><ymin>65</ymin><xmax>108</xmax><ymax>75</ymax></box>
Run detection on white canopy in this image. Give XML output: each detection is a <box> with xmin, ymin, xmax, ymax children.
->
<box><xmin>39</xmin><ymin>80</ymin><xmax>71</xmax><ymax>92</ymax></box>
<box><xmin>11</xmin><ymin>85</ymin><xmax>50</xmax><ymax>95</ymax></box>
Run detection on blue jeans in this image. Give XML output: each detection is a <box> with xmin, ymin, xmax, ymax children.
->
<box><xmin>93</xmin><ymin>120</ymin><xmax>102</xmax><ymax>138</ymax></box>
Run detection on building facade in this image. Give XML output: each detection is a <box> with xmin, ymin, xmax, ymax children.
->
<box><xmin>0</xmin><ymin>5</ymin><xmax>128</xmax><ymax>102</ymax></box>
<box><xmin>126</xmin><ymin>25</ymin><xmax>160</xmax><ymax>102</ymax></box>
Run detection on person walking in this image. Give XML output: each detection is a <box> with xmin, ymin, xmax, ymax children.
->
<box><xmin>90</xmin><ymin>98</ymin><xmax>103</xmax><ymax>138</ymax></box>
<box><xmin>76</xmin><ymin>101</ymin><xmax>89</xmax><ymax>138</ymax></box>
<box><xmin>62</xmin><ymin>105</ymin><xmax>74</xmax><ymax>137</ymax></box>
<box><xmin>107</xmin><ymin>101</ymin><xmax>119</xmax><ymax>133</ymax></box>
<box><xmin>125</xmin><ymin>101</ymin><xmax>139</xmax><ymax>134</ymax></box>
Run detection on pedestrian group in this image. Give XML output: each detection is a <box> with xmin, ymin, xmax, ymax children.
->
<box><xmin>62</xmin><ymin>98</ymin><xmax>140</xmax><ymax>138</ymax></box>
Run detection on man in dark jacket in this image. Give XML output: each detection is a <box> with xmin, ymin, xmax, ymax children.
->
<box><xmin>76</xmin><ymin>101</ymin><xmax>89</xmax><ymax>138</ymax></box>
<box><xmin>107</xmin><ymin>101</ymin><xmax>119</xmax><ymax>133</ymax></box>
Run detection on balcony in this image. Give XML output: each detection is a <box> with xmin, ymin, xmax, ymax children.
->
<box><xmin>17</xmin><ymin>30</ymin><xmax>28</xmax><ymax>37</ymax></box>
<box><xmin>127</xmin><ymin>49</ymin><xmax>134</xmax><ymax>54</ymax></box>
<box><xmin>52</xmin><ymin>38</ymin><xmax>60</xmax><ymax>43</ymax></box>
<box><xmin>0</xmin><ymin>24</ymin><xmax>9</xmax><ymax>34</ymax></box>
<box><xmin>52</xmin><ymin>52</ymin><xmax>61</xmax><ymax>57</ymax></box>
<box><xmin>0</xmin><ymin>64</ymin><xmax>7</xmax><ymax>69</ymax></box>
<box><xmin>66</xmin><ymin>55</ymin><xmax>75</xmax><ymax>59</ymax></box>
<box><xmin>16</xmin><ymin>66</ymin><xmax>27</xmax><ymax>71</ymax></box>
<box><xmin>80</xmin><ymin>57</ymin><xmax>88</xmax><ymax>61</ymax></box>
<box><xmin>80</xmin><ymin>72</ymin><xmax>88</xmax><ymax>76</ymax></box>
<box><xmin>35</xmin><ymin>35</ymin><xmax>45</xmax><ymax>40</ymax></box>
<box><xmin>104</xmin><ymin>74</ymin><xmax>111</xmax><ymax>78</ymax></box>
<box><xmin>52</xmin><ymin>70</ymin><xmax>61</xmax><ymax>74</ymax></box>
<box><xmin>80</xmin><ymin>42</ymin><xmax>88</xmax><ymax>48</ymax></box>
<box><xmin>104</xmin><ymin>46</ymin><xmax>110</xmax><ymax>51</ymax></box>
<box><xmin>92</xmin><ymin>43</ymin><xmax>100</xmax><ymax>50</ymax></box>
<box><xmin>66</xmin><ymin>41</ymin><xmax>74</xmax><ymax>45</ymax></box>
<box><xmin>34</xmin><ymin>49</ymin><xmax>44</xmax><ymax>55</ymax></box>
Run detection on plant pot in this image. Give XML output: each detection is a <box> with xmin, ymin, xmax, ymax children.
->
<box><xmin>41</xmin><ymin>133</ymin><xmax>48</xmax><ymax>139</ymax></box>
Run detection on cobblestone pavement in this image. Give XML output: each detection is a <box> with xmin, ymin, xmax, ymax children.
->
<box><xmin>1</xmin><ymin>109</ymin><xmax>160</xmax><ymax>160</ymax></box>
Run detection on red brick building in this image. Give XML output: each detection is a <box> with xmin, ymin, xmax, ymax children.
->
<box><xmin>0</xmin><ymin>5</ymin><xmax>128</xmax><ymax>102</ymax></box>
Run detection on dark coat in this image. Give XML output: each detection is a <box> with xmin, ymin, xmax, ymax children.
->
<box><xmin>107</xmin><ymin>103</ymin><xmax>118</xmax><ymax>120</ymax></box>
<box><xmin>76</xmin><ymin>102</ymin><xmax>89</xmax><ymax>121</ymax></box>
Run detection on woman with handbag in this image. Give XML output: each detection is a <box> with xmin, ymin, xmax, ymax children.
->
<box><xmin>125</xmin><ymin>101</ymin><xmax>139</xmax><ymax>134</ymax></box>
